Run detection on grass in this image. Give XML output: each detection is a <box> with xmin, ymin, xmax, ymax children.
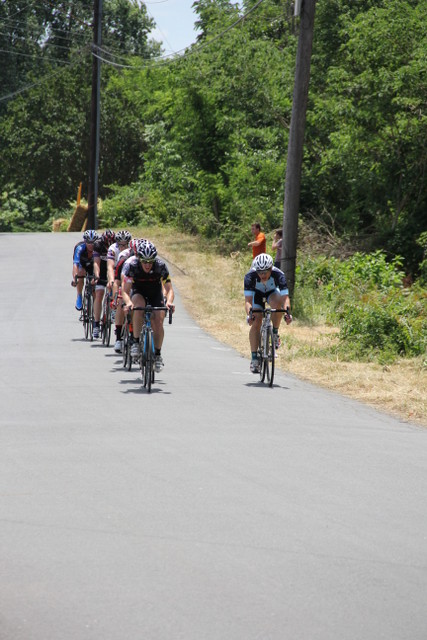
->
<box><xmin>132</xmin><ymin>224</ymin><xmax>427</xmax><ymax>428</ymax></box>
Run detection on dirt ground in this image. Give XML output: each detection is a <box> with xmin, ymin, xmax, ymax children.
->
<box><xmin>139</xmin><ymin>226</ymin><xmax>427</xmax><ymax>428</ymax></box>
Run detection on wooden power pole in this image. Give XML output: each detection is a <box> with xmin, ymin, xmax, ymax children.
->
<box><xmin>281</xmin><ymin>0</ymin><xmax>317</xmax><ymax>296</ymax></box>
<box><xmin>87</xmin><ymin>0</ymin><xmax>103</xmax><ymax>230</ymax></box>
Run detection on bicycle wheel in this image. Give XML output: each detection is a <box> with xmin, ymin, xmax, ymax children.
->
<box><xmin>259</xmin><ymin>329</ymin><xmax>267</xmax><ymax>383</ymax></box>
<box><xmin>102</xmin><ymin>299</ymin><xmax>111</xmax><ymax>346</ymax></box>
<box><xmin>140</xmin><ymin>330</ymin><xmax>147</xmax><ymax>386</ymax></box>
<box><xmin>265</xmin><ymin>327</ymin><xmax>275</xmax><ymax>387</ymax></box>
<box><xmin>83</xmin><ymin>290</ymin><xmax>90</xmax><ymax>340</ymax></box>
<box><xmin>87</xmin><ymin>294</ymin><xmax>93</xmax><ymax>341</ymax></box>
<box><xmin>122</xmin><ymin>323</ymin><xmax>128</xmax><ymax>367</ymax></box>
<box><xmin>143</xmin><ymin>331</ymin><xmax>154</xmax><ymax>392</ymax></box>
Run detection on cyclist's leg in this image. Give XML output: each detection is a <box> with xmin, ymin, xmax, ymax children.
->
<box><xmin>76</xmin><ymin>267</ymin><xmax>86</xmax><ymax>295</ymax></box>
<box><xmin>147</xmin><ymin>289</ymin><xmax>167</xmax><ymax>370</ymax></box>
<box><xmin>249</xmin><ymin>293</ymin><xmax>263</xmax><ymax>352</ymax></box>
<box><xmin>75</xmin><ymin>267</ymin><xmax>86</xmax><ymax>309</ymax></box>
<box><xmin>249</xmin><ymin>299</ymin><xmax>263</xmax><ymax>373</ymax></box>
<box><xmin>267</xmin><ymin>292</ymin><xmax>283</xmax><ymax>326</ymax></box>
<box><xmin>130</xmin><ymin>292</ymin><xmax>145</xmax><ymax>356</ymax></box>
<box><xmin>114</xmin><ymin>281</ymin><xmax>125</xmax><ymax>345</ymax></box>
<box><xmin>93</xmin><ymin>284</ymin><xmax>105</xmax><ymax>323</ymax></box>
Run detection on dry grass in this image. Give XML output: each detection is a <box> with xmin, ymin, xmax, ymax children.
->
<box><xmin>135</xmin><ymin>225</ymin><xmax>427</xmax><ymax>428</ymax></box>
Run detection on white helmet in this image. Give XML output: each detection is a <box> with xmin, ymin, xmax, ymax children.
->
<box><xmin>137</xmin><ymin>240</ymin><xmax>157</xmax><ymax>262</ymax></box>
<box><xmin>252</xmin><ymin>253</ymin><xmax>273</xmax><ymax>272</ymax></box>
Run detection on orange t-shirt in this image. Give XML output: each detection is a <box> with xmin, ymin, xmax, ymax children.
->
<box><xmin>252</xmin><ymin>232</ymin><xmax>266</xmax><ymax>258</ymax></box>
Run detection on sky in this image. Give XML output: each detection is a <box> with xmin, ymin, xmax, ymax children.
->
<box><xmin>143</xmin><ymin>0</ymin><xmax>201</xmax><ymax>55</ymax></box>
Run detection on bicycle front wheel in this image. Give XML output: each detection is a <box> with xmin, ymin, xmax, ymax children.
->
<box><xmin>143</xmin><ymin>331</ymin><xmax>154</xmax><ymax>392</ymax></box>
<box><xmin>265</xmin><ymin>327</ymin><xmax>275</xmax><ymax>387</ymax></box>
<box><xmin>122</xmin><ymin>324</ymin><xmax>130</xmax><ymax>369</ymax></box>
<box><xmin>102</xmin><ymin>299</ymin><xmax>111</xmax><ymax>346</ymax></box>
<box><xmin>87</xmin><ymin>295</ymin><xmax>93</xmax><ymax>341</ymax></box>
<box><xmin>259</xmin><ymin>330</ymin><xmax>267</xmax><ymax>383</ymax></box>
<box><xmin>83</xmin><ymin>292</ymin><xmax>92</xmax><ymax>340</ymax></box>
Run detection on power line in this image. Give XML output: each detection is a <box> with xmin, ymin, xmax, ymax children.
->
<box><xmin>0</xmin><ymin>46</ymin><xmax>73</xmax><ymax>64</ymax></box>
<box><xmin>92</xmin><ymin>0</ymin><xmax>267</xmax><ymax>71</ymax></box>
<box><xmin>0</xmin><ymin>46</ymin><xmax>89</xmax><ymax>103</ymax></box>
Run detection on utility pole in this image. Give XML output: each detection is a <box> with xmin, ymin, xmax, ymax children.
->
<box><xmin>87</xmin><ymin>0</ymin><xmax>103</xmax><ymax>230</ymax></box>
<box><xmin>280</xmin><ymin>0</ymin><xmax>317</xmax><ymax>296</ymax></box>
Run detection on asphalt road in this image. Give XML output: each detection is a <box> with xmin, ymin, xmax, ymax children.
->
<box><xmin>1</xmin><ymin>232</ymin><xmax>426</xmax><ymax>640</ymax></box>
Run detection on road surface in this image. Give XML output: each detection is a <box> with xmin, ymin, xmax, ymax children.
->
<box><xmin>1</xmin><ymin>232</ymin><xmax>426</xmax><ymax>640</ymax></box>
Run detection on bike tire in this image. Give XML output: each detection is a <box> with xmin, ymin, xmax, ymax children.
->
<box><xmin>122</xmin><ymin>324</ymin><xmax>129</xmax><ymax>368</ymax></box>
<box><xmin>83</xmin><ymin>291</ymin><xmax>90</xmax><ymax>340</ymax></box>
<box><xmin>104</xmin><ymin>301</ymin><xmax>112</xmax><ymax>346</ymax></box>
<box><xmin>140</xmin><ymin>330</ymin><xmax>147</xmax><ymax>387</ymax></box>
<box><xmin>87</xmin><ymin>294</ymin><xmax>93</xmax><ymax>341</ymax></box>
<box><xmin>144</xmin><ymin>332</ymin><xmax>154</xmax><ymax>393</ymax></box>
<box><xmin>266</xmin><ymin>327</ymin><xmax>275</xmax><ymax>387</ymax></box>
<box><xmin>259</xmin><ymin>330</ymin><xmax>267</xmax><ymax>383</ymax></box>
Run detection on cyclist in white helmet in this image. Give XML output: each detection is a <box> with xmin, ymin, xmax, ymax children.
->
<box><xmin>71</xmin><ymin>229</ymin><xmax>98</xmax><ymax>311</ymax></box>
<box><xmin>107</xmin><ymin>230</ymin><xmax>132</xmax><ymax>352</ymax></box>
<box><xmin>121</xmin><ymin>240</ymin><xmax>175</xmax><ymax>372</ymax></box>
<box><xmin>244</xmin><ymin>253</ymin><xmax>292</xmax><ymax>373</ymax></box>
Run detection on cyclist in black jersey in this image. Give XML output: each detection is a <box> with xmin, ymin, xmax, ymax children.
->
<box><xmin>92</xmin><ymin>229</ymin><xmax>116</xmax><ymax>338</ymax></box>
<box><xmin>71</xmin><ymin>230</ymin><xmax>98</xmax><ymax>310</ymax></box>
<box><xmin>121</xmin><ymin>240</ymin><xmax>174</xmax><ymax>372</ymax></box>
<box><xmin>244</xmin><ymin>253</ymin><xmax>292</xmax><ymax>373</ymax></box>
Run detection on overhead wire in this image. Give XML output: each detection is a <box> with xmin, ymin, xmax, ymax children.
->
<box><xmin>91</xmin><ymin>0</ymin><xmax>267</xmax><ymax>70</ymax></box>
<box><xmin>0</xmin><ymin>44</ymin><xmax>90</xmax><ymax>103</ymax></box>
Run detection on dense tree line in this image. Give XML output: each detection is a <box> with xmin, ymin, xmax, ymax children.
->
<box><xmin>0</xmin><ymin>0</ymin><xmax>426</xmax><ymax>277</ymax></box>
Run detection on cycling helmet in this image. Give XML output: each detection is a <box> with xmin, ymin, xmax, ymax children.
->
<box><xmin>252</xmin><ymin>253</ymin><xmax>273</xmax><ymax>272</ymax></box>
<box><xmin>129</xmin><ymin>238</ymin><xmax>142</xmax><ymax>255</ymax></box>
<box><xmin>116</xmin><ymin>230</ymin><xmax>132</xmax><ymax>243</ymax></box>
<box><xmin>137</xmin><ymin>240</ymin><xmax>157</xmax><ymax>262</ymax></box>
<box><xmin>83</xmin><ymin>229</ymin><xmax>98</xmax><ymax>243</ymax></box>
<box><xmin>101</xmin><ymin>228</ymin><xmax>115</xmax><ymax>245</ymax></box>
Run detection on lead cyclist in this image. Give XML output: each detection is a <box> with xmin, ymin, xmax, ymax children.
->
<box><xmin>244</xmin><ymin>253</ymin><xmax>292</xmax><ymax>373</ymax></box>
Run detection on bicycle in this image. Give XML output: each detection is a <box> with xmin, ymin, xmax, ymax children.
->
<box><xmin>251</xmin><ymin>307</ymin><xmax>288</xmax><ymax>387</ymax></box>
<box><xmin>121</xmin><ymin>309</ymin><xmax>133</xmax><ymax>371</ymax></box>
<box><xmin>100</xmin><ymin>287</ymin><xmax>113</xmax><ymax>347</ymax></box>
<box><xmin>75</xmin><ymin>274</ymin><xmax>95</xmax><ymax>341</ymax></box>
<box><xmin>133</xmin><ymin>305</ymin><xmax>173</xmax><ymax>393</ymax></box>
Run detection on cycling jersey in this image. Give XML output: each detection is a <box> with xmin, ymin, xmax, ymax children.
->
<box><xmin>244</xmin><ymin>266</ymin><xmax>289</xmax><ymax>308</ymax></box>
<box><xmin>73</xmin><ymin>242</ymin><xmax>94</xmax><ymax>273</ymax></box>
<box><xmin>106</xmin><ymin>242</ymin><xmax>125</xmax><ymax>266</ymax></box>
<box><xmin>122</xmin><ymin>256</ymin><xmax>171</xmax><ymax>306</ymax></box>
<box><xmin>93</xmin><ymin>239</ymin><xmax>109</xmax><ymax>282</ymax></box>
<box><xmin>114</xmin><ymin>249</ymin><xmax>132</xmax><ymax>281</ymax></box>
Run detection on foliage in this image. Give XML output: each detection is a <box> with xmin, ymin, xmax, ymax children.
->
<box><xmin>294</xmin><ymin>250</ymin><xmax>426</xmax><ymax>362</ymax></box>
<box><xmin>0</xmin><ymin>186</ymin><xmax>56</xmax><ymax>232</ymax></box>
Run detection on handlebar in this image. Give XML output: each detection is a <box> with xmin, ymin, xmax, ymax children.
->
<box><xmin>249</xmin><ymin>307</ymin><xmax>292</xmax><ymax>323</ymax></box>
<box><xmin>130</xmin><ymin>305</ymin><xmax>174</xmax><ymax>324</ymax></box>
<box><xmin>250</xmin><ymin>307</ymin><xmax>290</xmax><ymax>316</ymax></box>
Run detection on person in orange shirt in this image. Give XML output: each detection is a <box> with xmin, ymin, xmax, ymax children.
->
<box><xmin>248</xmin><ymin>222</ymin><xmax>266</xmax><ymax>258</ymax></box>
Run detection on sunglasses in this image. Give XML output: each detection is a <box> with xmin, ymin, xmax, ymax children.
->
<box><xmin>256</xmin><ymin>269</ymin><xmax>271</xmax><ymax>276</ymax></box>
<box><xmin>140</xmin><ymin>258</ymin><xmax>155</xmax><ymax>264</ymax></box>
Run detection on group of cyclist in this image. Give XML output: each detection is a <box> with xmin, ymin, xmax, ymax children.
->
<box><xmin>72</xmin><ymin>226</ymin><xmax>292</xmax><ymax>377</ymax></box>
<box><xmin>72</xmin><ymin>228</ymin><xmax>175</xmax><ymax>373</ymax></box>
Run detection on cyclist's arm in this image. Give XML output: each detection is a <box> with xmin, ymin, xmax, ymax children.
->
<box><xmin>244</xmin><ymin>295</ymin><xmax>254</xmax><ymax>317</ymax></box>
<box><xmin>93</xmin><ymin>256</ymin><xmax>101</xmax><ymax>281</ymax></box>
<box><xmin>121</xmin><ymin>278</ymin><xmax>133</xmax><ymax>309</ymax></box>
<box><xmin>281</xmin><ymin>294</ymin><xmax>292</xmax><ymax>323</ymax></box>
<box><xmin>107</xmin><ymin>258</ymin><xmax>116</xmax><ymax>287</ymax></box>
<box><xmin>163</xmin><ymin>281</ymin><xmax>175</xmax><ymax>310</ymax></box>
